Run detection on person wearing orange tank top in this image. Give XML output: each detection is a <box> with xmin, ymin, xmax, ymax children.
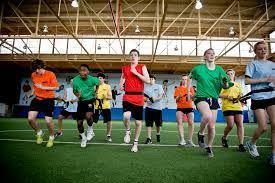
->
<box><xmin>28</xmin><ymin>59</ymin><xmax>59</xmax><ymax>148</ymax></box>
<box><xmin>174</xmin><ymin>74</ymin><xmax>195</xmax><ymax>147</ymax></box>
<box><xmin>119</xmin><ymin>49</ymin><xmax>150</xmax><ymax>152</ymax></box>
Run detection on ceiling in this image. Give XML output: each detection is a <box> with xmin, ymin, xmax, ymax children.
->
<box><xmin>0</xmin><ymin>0</ymin><xmax>274</xmax><ymax>75</ymax></box>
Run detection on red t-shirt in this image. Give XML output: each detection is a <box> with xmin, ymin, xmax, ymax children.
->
<box><xmin>122</xmin><ymin>64</ymin><xmax>144</xmax><ymax>106</ymax></box>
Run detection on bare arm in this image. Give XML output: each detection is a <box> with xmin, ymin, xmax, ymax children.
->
<box><xmin>34</xmin><ymin>84</ymin><xmax>59</xmax><ymax>91</ymax></box>
<box><xmin>104</xmin><ymin>86</ymin><xmax>112</xmax><ymax>100</ymax></box>
<box><xmin>245</xmin><ymin>76</ymin><xmax>275</xmax><ymax>85</ymax></box>
<box><xmin>119</xmin><ymin>72</ymin><xmax>125</xmax><ymax>91</ymax></box>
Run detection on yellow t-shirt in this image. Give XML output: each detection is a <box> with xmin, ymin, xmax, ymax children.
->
<box><xmin>95</xmin><ymin>83</ymin><xmax>111</xmax><ymax>109</ymax></box>
<box><xmin>220</xmin><ymin>82</ymin><xmax>242</xmax><ymax>111</ymax></box>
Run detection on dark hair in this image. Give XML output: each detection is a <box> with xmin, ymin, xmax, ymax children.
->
<box><xmin>181</xmin><ymin>74</ymin><xmax>188</xmax><ymax>77</ymax></box>
<box><xmin>163</xmin><ymin>80</ymin><xmax>168</xmax><ymax>84</ymax></box>
<box><xmin>80</xmin><ymin>64</ymin><xmax>90</xmax><ymax>71</ymax></box>
<box><xmin>129</xmin><ymin>49</ymin><xmax>140</xmax><ymax>56</ymax></box>
<box><xmin>97</xmin><ymin>72</ymin><xmax>106</xmax><ymax>79</ymax></box>
<box><xmin>31</xmin><ymin>59</ymin><xmax>45</xmax><ymax>70</ymax></box>
<box><xmin>253</xmin><ymin>41</ymin><xmax>266</xmax><ymax>53</ymax></box>
<box><xmin>149</xmin><ymin>74</ymin><xmax>156</xmax><ymax>79</ymax></box>
<box><xmin>203</xmin><ymin>48</ymin><xmax>215</xmax><ymax>56</ymax></box>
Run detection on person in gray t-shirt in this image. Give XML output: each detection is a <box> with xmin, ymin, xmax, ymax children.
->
<box><xmin>244</xmin><ymin>41</ymin><xmax>275</xmax><ymax>166</ymax></box>
<box><xmin>144</xmin><ymin>74</ymin><xmax>164</xmax><ymax>144</ymax></box>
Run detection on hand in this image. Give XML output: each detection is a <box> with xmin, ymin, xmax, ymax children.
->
<box><xmin>227</xmin><ymin>96</ymin><xmax>233</xmax><ymax>101</ymax></box>
<box><xmin>120</xmin><ymin>85</ymin><xmax>124</xmax><ymax>91</ymax></box>
<box><xmin>130</xmin><ymin>66</ymin><xmax>138</xmax><ymax>76</ymax></box>
<box><xmin>34</xmin><ymin>83</ymin><xmax>44</xmax><ymax>89</ymax></box>
<box><xmin>75</xmin><ymin>91</ymin><xmax>81</xmax><ymax>98</ymax></box>
<box><xmin>265</xmin><ymin>76</ymin><xmax>275</xmax><ymax>83</ymax></box>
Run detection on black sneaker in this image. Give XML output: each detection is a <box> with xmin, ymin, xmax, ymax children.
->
<box><xmin>221</xmin><ymin>136</ymin><xmax>228</xmax><ymax>148</ymax></box>
<box><xmin>197</xmin><ymin>132</ymin><xmax>206</xmax><ymax>148</ymax></box>
<box><xmin>54</xmin><ymin>131</ymin><xmax>63</xmax><ymax>138</ymax></box>
<box><xmin>156</xmin><ymin>135</ymin><xmax>160</xmax><ymax>143</ymax></box>
<box><xmin>238</xmin><ymin>144</ymin><xmax>246</xmax><ymax>152</ymax></box>
<box><xmin>145</xmin><ymin>138</ymin><xmax>152</xmax><ymax>144</ymax></box>
<box><xmin>206</xmin><ymin>147</ymin><xmax>214</xmax><ymax>158</ymax></box>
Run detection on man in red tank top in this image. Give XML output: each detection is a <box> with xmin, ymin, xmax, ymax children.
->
<box><xmin>119</xmin><ymin>49</ymin><xmax>150</xmax><ymax>152</ymax></box>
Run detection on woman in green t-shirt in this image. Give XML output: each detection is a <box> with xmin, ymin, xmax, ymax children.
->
<box><xmin>188</xmin><ymin>48</ymin><xmax>231</xmax><ymax>158</ymax></box>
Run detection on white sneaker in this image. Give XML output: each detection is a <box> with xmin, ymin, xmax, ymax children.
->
<box><xmin>81</xmin><ymin>138</ymin><xmax>87</xmax><ymax>148</ymax></box>
<box><xmin>106</xmin><ymin>136</ymin><xmax>112</xmax><ymax>142</ymax></box>
<box><xmin>178</xmin><ymin>138</ymin><xmax>186</xmax><ymax>146</ymax></box>
<box><xmin>131</xmin><ymin>143</ymin><xmax>138</xmax><ymax>153</ymax></box>
<box><xmin>124</xmin><ymin>130</ymin><xmax>131</xmax><ymax>144</ymax></box>
<box><xmin>87</xmin><ymin>130</ymin><xmax>95</xmax><ymax>141</ymax></box>
<box><xmin>245</xmin><ymin>141</ymin><xmax>259</xmax><ymax>157</ymax></box>
<box><xmin>186</xmin><ymin>140</ymin><xmax>195</xmax><ymax>147</ymax></box>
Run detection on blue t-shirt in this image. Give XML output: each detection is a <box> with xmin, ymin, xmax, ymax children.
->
<box><xmin>144</xmin><ymin>83</ymin><xmax>164</xmax><ymax>110</ymax></box>
<box><xmin>245</xmin><ymin>59</ymin><xmax>275</xmax><ymax>100</ymax></box>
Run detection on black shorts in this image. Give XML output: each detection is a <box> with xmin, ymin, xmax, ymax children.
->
<box><xmin>123</xmin><ymin>101</ymin><xmax>143</xmax><ymax>120</ymax></box>
<box><xmin>93</xmin><ymin>109</ymin><xmax>111</xmax><ymax>123</ymax></box>
<box><xmin>223</xmin><ymin>110</ymin><xmax>243</xmax><ymax>116</ymax></box>
<box><xmin>251</xmin><ymin>97</ymin><xmax>275</xmax><ymax>110</ymax></box>
<box><xmin>177</xmin><ymin>108</ymin><xmax>194</xmax><ymax>114</ymax></box>
<box><xmin>29</xmin><ymin>98</ymin><xmax>54</xmax><ymax>117</ymax></box>
<box><xmin>60</xmin><ymin>109</ymin><xmax>76</xmax><ymax>119</ymax></box>
<box><xmin>76</xmin><ymin>99</ymin><xmax>95</xmax><ymax>120</ymax></box>
<box><xmin>145</xmin><ymin>107</ymin><xmax>162</xmax><ymax>127</ymax></box>
<box><xmin>194</xmin><ymin>97</ymin><xmax>220</xmax><ymax>110</ymax></box>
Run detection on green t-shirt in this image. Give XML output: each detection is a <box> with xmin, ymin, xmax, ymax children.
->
<box><xmin>73</xmin><ymin>75</ymin><xmax>99</xmax><ymax>101</ymax></box>
<box><xmin>191</xmin><ymin>64</ymin><xmax>232</xmax><ymax>99</ymax></box>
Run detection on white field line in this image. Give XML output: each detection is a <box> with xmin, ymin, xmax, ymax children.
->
<box><xmin>0</xmin><ymin>138</ymin><xmax>271</xmax><ymax>148</ymax></box>
<box><xmin>0</xmin><ymin>129</ymin><xmax>270</xmax><ymax>141</ymax></box>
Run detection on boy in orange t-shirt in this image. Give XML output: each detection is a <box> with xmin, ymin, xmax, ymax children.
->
<box><xmin>174</xmin><ymin>74</ymin><xmax>195</xmax><ymax>147</ymax></box>
<box><xmin>28</xmin><ymin>59</ymin><xmax>59</xmax><ymax>148</ymax></box>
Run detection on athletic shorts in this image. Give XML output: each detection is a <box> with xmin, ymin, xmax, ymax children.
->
<box><xmin>223</xmin><ymin>110</ymin><xmax>243</xmax><ymax>116</ymax></box>
<box><xmin>194</xmin><ymin>97</ymin><xmax>220</xmax><ymax>110</ymax></box>
<box><xmin>145</xmin><ymin>107</ymin><xmax>162</xmax><ymax>127</ymax></box>
<box><xmin>60</xmin><ymin>109</ymin><xmax>76</xmax><ymax>119</ymax></box>
<box><xmin>176</xmin><ymin>108</ymin><xmax>194</xmax><ymax>114</ymax></box>
<box><xmin>123</xmin><ymin>101</ymin><xmax>143</xmax><ymax>120</ymax></box>
<box><xmin>76</xmin><ymin>99</ymin><xmax>95</xmax><ymax>120</ymax></box>
<box><xmin>93</xmin><ymin>109</ymin><xmax>111</xmax><ymax>123</ymax></box>
<box><xmin>251</xmin><ymin>97</ymin><xmax>275</xmax><ymax>110</ymax></box>
<box><xmin>29</xmin><ymin>98</ymin><xmax>54</xmax><ymax>117</ymax></box>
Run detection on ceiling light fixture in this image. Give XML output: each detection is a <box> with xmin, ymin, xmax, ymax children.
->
<box><xmin>71</xmin><ymin>0</ymin><xmax>79</xmax><ymax>8</ymax></box>
<box><xmin>97</xmin><ymin>44</ymin><xmax>101</xmax><ymax>50</ymax></box>
<box><xmin>195</xmin><ymin>0</ymin><xmax>202</xmax><ymax>10</ymax></box>
<box><xmin>229</xmin><ymin>27</ymin><xmax>235</xmax><ymax>36</ymax></box>
<box><xmin>43</xmin><ymin>25</ymin><xmax>48</xmax><ymax>33</ymax></box>
<box><xmin>135</xmin><ymin>25</ymin><xmax>140</xmax><ymax>33</ymax></box>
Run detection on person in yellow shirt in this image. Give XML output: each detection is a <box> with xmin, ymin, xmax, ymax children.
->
<box><xmin>93</xmin><ymin>73</ymin><xmax>113</xmax><ymax>142</ymax></box>
<box><xmin>220</xmin><ymin>69</ymin><xmax>245</xmax><ymax>152</ymax></box>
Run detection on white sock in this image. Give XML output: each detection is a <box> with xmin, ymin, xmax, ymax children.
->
<box><xmin>88</xmin><ymin>126</ymin><xmax>93</xmax><ymax>132</ymax></box>
<box><xmin>37</xmin><ymin>130</ymin><xmax>42</xmax><ymax>136</ymax></box>
<box><xmin>49</xmin><ymin>135</ymin><xmax>54</xmax><ymax>140</ymax></box>
<box><xmin>80</xmin><ymin>133</ymin><xmax>86</xmax><ymax>139</ymax></box>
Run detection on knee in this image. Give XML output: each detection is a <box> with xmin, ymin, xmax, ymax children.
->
<box><xmin>227</xmin><ymin>123</ymin><xmax>234</xmax><ymax>130</ymax></box>
<box><xmin>258</xmin><ymin>125</ymin><xmax>268</xmax><ymax>133</ymax></box>
<box><xmin>28</xmin><ymin>117</ymin><xmax>35</xmax><ymax>123</ymax></box>
<box><xmin>202</xmin><ymin>114</ymin><xmax>212</xmax><ymax>123</ymax></box>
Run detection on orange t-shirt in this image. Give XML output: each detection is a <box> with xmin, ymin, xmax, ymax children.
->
<box><xmin>174</xmin><ymin>86</ymin><xmax>194</xmax><ymax>108</ymax></box>
<box><xmin>31</xmin><ymin>70</ymin><xmax>59</xmax><ymax>99</ymax></box>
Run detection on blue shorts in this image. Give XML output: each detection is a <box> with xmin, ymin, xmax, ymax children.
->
<box><xmin>194</xmin><ymin>97</ymin><xmax>220</xmax><ymax>110</ymax></box>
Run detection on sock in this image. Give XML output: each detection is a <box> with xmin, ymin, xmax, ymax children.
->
<box><xmin>134</xmin><ymin>140</ymin><xmax>138</xmax><ymax>145</ymax></box>
<box><xmin>37</xmin><ymin>130</ymin><xmax>42</xmax><ymax>136</ymax></box>
<box><xmin>199</xmin><ymin>132</ymin><xmax>204</xmax><ymax>136</ymax></box>
<box><xmin>80</xmin><ymin>133</ymin><xmax>86</xmax><ymax>139</ymax></box>
<box><xmin>88</xmin><ymin>126</ymin><xmax>93</xmax><ymax>132</ymax></box>
<box><xmin>49</xmin><ymin>135</ymin><xmax>54</xmax><ymax>140</ymax></box>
